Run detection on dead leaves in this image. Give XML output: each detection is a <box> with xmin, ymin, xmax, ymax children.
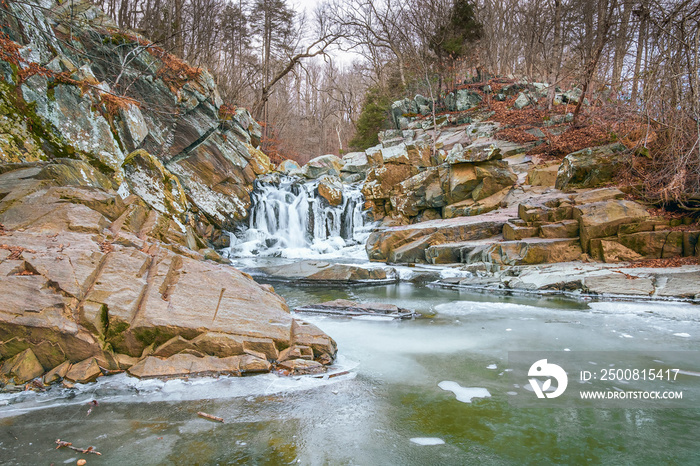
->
<box><xmin>99</xmin><ymin>241</ymin><xmax>114</xmax><ymax>254</ymax></box>
<box><xmin>0</xmin><ymin>244</ymin><xmax>36</xmax><ymax>260</ymax></box>
<box><xmin>626</xmin><ymin>257</ymin><xmax>700</xmax><ymax>268</ymax></box>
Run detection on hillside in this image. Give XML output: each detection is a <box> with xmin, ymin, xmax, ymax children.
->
<box><xmin>0</xmin><ymin>0</ymin><xmax>335</xmax><ymax>390</ymax></box>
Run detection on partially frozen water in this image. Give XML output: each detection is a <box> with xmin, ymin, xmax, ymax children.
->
<box><xmin>1</xmin><ymin>283</ymin><xmax>699</xmax><ymax>464</ymax></box>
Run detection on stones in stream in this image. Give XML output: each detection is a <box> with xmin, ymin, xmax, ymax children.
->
<box><xmin>250</xmin><ymin>260</ymin><xmax>399</xmax><ymax>284</ymax></box>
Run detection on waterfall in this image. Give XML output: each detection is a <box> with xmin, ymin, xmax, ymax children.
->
<box><xmin>228</xmin><ymin>175</ymin><xmax>372</xmax><ymax>258</ymax></box>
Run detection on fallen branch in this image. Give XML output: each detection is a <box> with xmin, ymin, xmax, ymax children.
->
<box><xmin>197</xmin><ymin>412</ymin><xmax>224</xmax><ymax>423</ymax></box>
<box><xmin>55</xmin><ymin>439</ymin><xmax>102</xmax><ymax>455</ymax></box>
<box><xmin>612</xmin><ymin>270</ymin><xmax>638</xmax><ymax>279</ymax></box>
<box><xmin>312</xmin><ymin>370</ymin><xmax>350</xmax><ymax>379</ymax></box>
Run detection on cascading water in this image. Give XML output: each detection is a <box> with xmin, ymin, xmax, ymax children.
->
<box><xmin>228</xmin><ymin>175</ymin><xmax>372</xmax><ymax>259</ymax></box>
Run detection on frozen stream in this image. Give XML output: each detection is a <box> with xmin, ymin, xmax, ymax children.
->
<box><xmin>1</xmin><ymin>283</ymin><xmax>700</xmax><ymax>464</ymax></box>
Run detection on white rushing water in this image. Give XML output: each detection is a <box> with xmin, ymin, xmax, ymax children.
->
<box><xmin>227</xmin><ymin>175</ymin><xmax>373</xmax><ymax>259</ymax></box>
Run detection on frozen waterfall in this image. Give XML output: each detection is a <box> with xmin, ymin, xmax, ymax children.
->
<box><xmin>228</xmin><ymin>176</ymin><xmax>372</xmax><ymax>259</ymax></box>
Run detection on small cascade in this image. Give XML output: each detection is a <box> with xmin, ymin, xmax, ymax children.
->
<box><xmin>228</xmin><ymin>175</ymin><xmax>372</xmax><ymax>258</ymax></box>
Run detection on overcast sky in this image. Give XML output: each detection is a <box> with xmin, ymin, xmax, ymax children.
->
<box><xmin>291</xmin><ymin>0</ymin><xmax>363</xmax><ymax>67</ymax></box>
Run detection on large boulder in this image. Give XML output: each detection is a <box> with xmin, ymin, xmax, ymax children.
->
<box><xmin>391</xmin><ymin>167</ymin><xmax>448</xmax><ymax>217</ymax></box>
<box><xmin>445</xmin><ymin>89</ymin><xmax>482</xmax><ymax>112</ymax></box>
<box><xmin>302</xmin><ymin>154</ymin><xmax>344</xmax><ymax>179</ymax></box>
<box><xmin>443</xmin><ymin>187</ymin><xmax>510</xmax><ymax>219</ymax></box>
<box><xmin>65</xmin><ymin>357</ymin><xmax>102</xmax><ymax>384</ymax></box>
<box><xmin>555</xmin><ymin>143</ymin><xmax>627</xmax><ymax>190</ymax></box>
<box><xmin>474</xmin><ymin>238</ymin><xmax>583</xmax><ymax>266</ymax></box>
<box><xmin>252</xmin><ymin>261</ymin><xmax>396</xmax><ymax>284</ymax></box>
<box><xmin>317</xmin><ymin>175</ymin><xmax>343</xmax><ymax>206</ymax></box>
<box><xmin>616</xmin><ymin>231</ymin><xmax>685</xmax><ymax>259</ymax></box>
<box><xmin>447</xmin><ymin>161</ymin><xmax>516</xmax><ymax>205</ymax></box>
<box><xmin>448</xmin><ymin>163</ymin><xmax>480</xmax><ymax>202</ymax></box>
<box><xmin>471</xmin><ymin>161</ymin><xmax>518</xmax><ymax>201</ymax></box>
<box><xmin>366</xmin><ymin>214</ymin><xmax>507</xmax><ymax>263</ymax></box>
<box><xmin>573</xmin><ymin>199</ymin><xmax>650</xmax><ymax>252</ymax></box>
<box><xmin>341</xmin><ymin>152</ymin><xmax>371</xmax><ymax>174</ymax></box>
<box><xmin>513</xmin><ymin>92</ymin><xmax>532</xmax><ymax>109</ymax></box>
<box><xmin>589</xmin><ymin>239</ymin><xmax>643</xmax><ymax>263</ymax></box>
<box><xmin>1</xmin><ymin>348</ymin><xmax>44</xmax><ymax>384</ymax></box>
<box><xmin>277</xmin><ymin>159</ymin><xmax>301</xmax><ymax>174</ymax></box>
<box><xmin>390</xmin><ymin>99</ymin><xmax>415</xmax><ymax>129</ymax></box>
<box><xmin>445</xmin><ymin>142</ymin><xmax>503</xmax><ymax>164</ymax></box>
<box><xmin>379</xmin><ymin>143</ymin><xmax>410</xmax><ymax>164</ymax></box>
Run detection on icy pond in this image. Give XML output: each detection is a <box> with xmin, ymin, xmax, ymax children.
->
<box><xmin>2</xmin><ymin>282</ymin><xmax>700</xmax><ymax>464</ymax></box>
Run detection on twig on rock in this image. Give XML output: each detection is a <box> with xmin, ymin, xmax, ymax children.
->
<box><xmin>197</xmin><ymin>411</ymin><xmax>224</xmax><ymax>423</ymax></box>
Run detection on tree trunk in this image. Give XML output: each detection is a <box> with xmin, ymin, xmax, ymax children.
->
<box><xmin>612</xmin><ymin>0</ymin><xmax>632</xmax><ymax>91</ymax></box>
<box><xmin>547</xmin><ymin>0</ymin><xmax>562</xmax><ymax>110</ymax></box>
<box><xmin>573</xmin><ymin>0</ymin><xmax>618</xmax><ymax>126</ymax></box>
<box><xmin>631</xmin><ymin>0</ymin><xmax>647</xmax><ymax>105</ymax></box>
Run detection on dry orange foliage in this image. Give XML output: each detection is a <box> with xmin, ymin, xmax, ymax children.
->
<box><xmin>0</xmin><ymin>244</ymin><xmax>35</xmax><ymax>260</ymax></box>
<box><xmin>626</xmin><ymin>257</ymin><xmax>700</xmax><ymax>268</ymax></box>
<box><xmin>527</xmin><ymin>124</ymin><xmax>611</xmax><ymax>159</ymax></box>
<box><xmin>99</xmin><ymin>241</ymin><xmax>114</xmax><ymax>253</ymax></box>
<box><xmin>258</xmin><ymin>121</ymin><xmax>295</xmax><ymax>164</ymax></box>
<box><xmin>1</xmin><ymin>32</ymin><xmax>139</xmax><ymax>115</ymax></box>
<box><xmin>0</xmin><ymin>32</ymin><xmax>53</xmax><ymax>83</ymax></box>
<box><xmin>219</xmin><ymin>104</ymin><xmax>238</xmax><ymax>119</ymax></box>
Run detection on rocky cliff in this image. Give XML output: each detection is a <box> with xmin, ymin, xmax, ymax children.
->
<box><xmin>286</xmin><ymin>82</ymin><xmax>699</xmax><ymax>275</ymax></box>
<box><xmin>1</xmin><ymin>0</ymin><xmax>271</xmax><ymax>242</ymax></box>
<box><xmin>0</xmin><ymin>0</ymin><xmax>335</xmax><ymax>389</ymax></box>
<box><xmin>365</xmin><ymin>85</ymin><xmax>698</xmax><ymax>268</ymax></box>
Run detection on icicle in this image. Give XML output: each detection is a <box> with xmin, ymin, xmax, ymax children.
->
<box><xmin>229</xmin><ymin>175</ymin><xmax>371</xmax><ymax>258</ymax></box>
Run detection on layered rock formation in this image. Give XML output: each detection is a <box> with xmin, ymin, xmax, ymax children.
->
<box><xmin>0</xmin><ymin>145</ymin><xmax>336</xmax><ymax>390</ymax></box>
<box><xmin>0</xmin><ymin>0</ymin><xmax>337</xmax><ymax>389</ymax></box>
<box><xmin>351</xmin><ymin>88</ymin><xmax>700</xmax><ymax>270</ymax></box>
<box><xmin>360</xmin><ymin>123</ymin><xmax>522</xmax><ymax>223</ymax></box>
<box><xmin>1</xmin><ymin>0</ymin><xmax>270</xmax><ymax>241</ymax></box>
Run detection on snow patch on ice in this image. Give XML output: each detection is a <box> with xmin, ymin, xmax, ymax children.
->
<box><xmin>410</xmin><ymin>437</ymin><xmax>445</xmax><ymax>446</ymax></box>
<box><xmin>438</xmin><ymin>381</ymin><xmax>491</xmax><ymax>403</ymax></box>
<box><xmin>434</xmin><ymin>301</ymin><xmax>541</xmax><ymax>316</ymax></box>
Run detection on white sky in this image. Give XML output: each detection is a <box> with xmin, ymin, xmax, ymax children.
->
<box><xmin>290</xmin><ymin>0</ymin><xmax>362</xmax><ymax>67</ymax></box>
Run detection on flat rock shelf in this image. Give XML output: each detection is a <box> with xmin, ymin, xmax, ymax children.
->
<box><xmin>294</xmin><ymin>299</ymin><xmax>419</xmax><ymax>320</ymax></box>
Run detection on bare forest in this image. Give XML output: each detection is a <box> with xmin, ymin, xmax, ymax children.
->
<box><xmin>92</xmin><ymin>0</ymin><xmax>699</xmax><ymax>208</ymax></box>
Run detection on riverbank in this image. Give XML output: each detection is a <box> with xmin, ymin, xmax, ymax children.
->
<box><xmin>241</xmin><ymin>257</ymin><xmax>700</xmax><ymax>303</ymax></box>
<box><xmin>436</xmin><ymin>260</ymin><xmax>700</xmax><ymax>303</ymax></box>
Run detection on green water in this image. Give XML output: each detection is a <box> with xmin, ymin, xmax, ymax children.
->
<box><xmin>1</xmin><ymin>283</ymin><xmax>699</xmax><ymax>465</ymax></box>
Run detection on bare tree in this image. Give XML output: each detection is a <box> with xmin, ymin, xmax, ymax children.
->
<box><xmin>330</xmin><ymin>0</ymin><xmax>411</xmax><ymax>87</ymax></box>
<box><xmin>572</xmin><ymin>0</ymin><xmax>619</xmax><ymax>125</ymax></box>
